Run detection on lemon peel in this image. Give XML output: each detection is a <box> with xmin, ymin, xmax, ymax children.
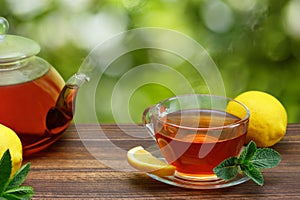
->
<box><xmin>0</xmin><ymin>124</ymin><xmax>23</xmax><ymax>176</ymax></box>
<box><xmin>227</xmin><ymin>91</ymin><xmax>287</xmax><ymax>147</ymax></box>
<box><xmin>127</xmin><ymin>146</ymin><xmax>175</xmax><ymax>177</ymax></box>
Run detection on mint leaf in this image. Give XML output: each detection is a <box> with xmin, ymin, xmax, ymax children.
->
<box><xmin>240</xmin><ymin>162</ymin><xmax>264</xmax><ymax>186</ymax></box>
<box><xmin>251</xmin><ymin>148</ymin><xmax>281</xmax><ymax>169</ymax></box>
<box><xmin>214</xmin><ymin>141</ymin><xmax>281</xmax><ymax>186</ymax></box>
<box><xmin>0</xmin><ymin>150</ymin><xmax>34</xmax><ymax>199</ymax></box>
<box><xmin>213</xmin><ymin>157</ymin><xmax>239</xmax><ymax>180</ymax></box>
<box><xmin>0</xmin><ymin>150</ymin><xmax>12</xmax><ymax>194</ymax></box>
<box><xmin>238</xmin><ymin>141</ymin><xmax>257</xmax><ymax>163</ymax></box>
<box><xmin>6</xmin><ymin>163</ymin><xmax>31</xmax><ymax>190</ymax></box>
<box><xmin>1</xmin><ymin>193</ymin><xmax>23</xmax><ymax>200</ymax></box>
<box><xmin>2</xmin><ymin>192</ymin><xmax>32</xmax><ymax>200</ymax></box>
<box><xmin>4</xmin><ymin>186</ymin><xmax>34</xmax><ymax>199</ymax></box>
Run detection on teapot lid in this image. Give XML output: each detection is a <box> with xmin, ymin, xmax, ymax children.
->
<box><xmin>0</xmin><ymin>17</ymin><xmax>40</xmax><ymax>62</ymax></box>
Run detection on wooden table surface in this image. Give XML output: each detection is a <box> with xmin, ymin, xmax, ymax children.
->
<box><xmin>24</xmin><ymin>124</ymin><xmax>300</xmax><ymax>199</ymax></box>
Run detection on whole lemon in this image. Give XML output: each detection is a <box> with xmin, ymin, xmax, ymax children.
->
<box><xmin>0</xmin><ymin>124</ymin><xmax>23</xmax><ymax>176</ymax></box>
<box><xmin>227</xmin><ymin>91</ymin><xmax>287</xmax><ymax>147</ymax></box>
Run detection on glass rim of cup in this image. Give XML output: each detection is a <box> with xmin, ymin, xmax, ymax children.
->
<box><xmin>151</xmin><ymin>94</ymin><xmax>250</xmax><ymax>131</ymax></box>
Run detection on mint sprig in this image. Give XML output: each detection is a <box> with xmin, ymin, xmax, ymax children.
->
<box><xmin>213</xmin><ymin>141</ymin><xmax>281</xmax><ymax>186</ymax></box>
<box><xmin>0</xmin><ymin>149</ymin><xmax>34</xmax><ymax>199</ymax></box>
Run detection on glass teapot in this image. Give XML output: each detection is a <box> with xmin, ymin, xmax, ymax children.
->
<box><xmin>0</xmin><ymin>17</ymin><xmax>89</xmax><ymax>156</ymax></box>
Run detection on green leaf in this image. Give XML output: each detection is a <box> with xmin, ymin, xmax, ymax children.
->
<box><xmin>240</xmin><ymin>163</ymin><xmax>264</xmax><ymax>186</ymax></box>
<box><xmin>4</xmin><ymin>186</ymin><xmax>34</xmax><ymax>199</ymax></box>
<box><xmin>238</xmin><ymin>141</ymin><xmax>257</xmax><ymax>163</ymax></box>
<box><xmin>214</xmin><ymin>141</ymin><xmax>282</xmax><ymax>186</ymax></box>
<box><xmin>0</xmin><ymin>150</ymin><xmax>34</xmax><ymax>199</ymax></box>
<box><xmin>213</xmin><ymin>157</ymin><xmax>239</xmax><ymax>180</ymax></box>
<box><xmin>6</xmin><ymin>163</ymin><xmax>31</xmax><ymax>190</ymax></box>
<box><xmin>251</xmin><ymin>148</ymin><xmax>281</xmax><ymax>169</ymax></box>
<box><xmin>1</xmin><ymin>193</ymin><xmax>20</xmax><ymax>200</ymax></box>
<box><xmin>4</xmin><ymin>186</ymin><xmax>33</xmax><ymax>194</ymax></box>
<box><xmin>2</xmin><ymin>192</ymin><xmax>31</xmax><ymax>200</ymax></box>
<box><xmin>0</xmin><ymin>150</ymin><xmax>12</xmax><ymax>194</ymax></box>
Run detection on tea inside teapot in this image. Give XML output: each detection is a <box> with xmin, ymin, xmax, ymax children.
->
<box><xmin>0</xmin><ymin>17</ymin><xmax>89</xmax><ymax>156</ymax></box>
<box><xmin>0</xmin><ymin>66</ymin><xmax>63</xmax><ymax>153</ymax></box>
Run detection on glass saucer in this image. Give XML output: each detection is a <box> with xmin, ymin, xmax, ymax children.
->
<box><xmin>147</xmin><ymin>172</ymin><xmax>249</xmax><ymax>189</ymax></box>
<box><xmin>146</xmin><ymin>158</ymin><xmax>250</xmax><ymax>189</ymax></box>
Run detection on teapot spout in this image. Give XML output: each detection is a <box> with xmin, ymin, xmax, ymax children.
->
<box><xmin>46</xmin><ymin>73</ymin><xmax>89</xmax><ymax>135</ymax></box>
<box><xmin>65</xmin><ymin>73</ymin><xmax>90</xmax><ymax>89</ymax></box>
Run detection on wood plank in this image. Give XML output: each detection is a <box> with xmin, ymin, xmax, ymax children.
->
<box><xmin>23</xmin><ymin>124</ymin><xmax>300</xmax><ymax>199</ymax></box>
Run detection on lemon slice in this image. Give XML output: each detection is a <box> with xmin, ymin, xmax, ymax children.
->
<box><xmin>127</xmin><ymin>146</ymin><xmax>175</xmax><ymax>177</ymax></box>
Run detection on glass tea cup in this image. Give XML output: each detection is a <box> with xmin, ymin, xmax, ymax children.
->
<box><xmin>143</xmin><ymin>94</ymin><xmax>250</xmax><ymax>181</ymax></box>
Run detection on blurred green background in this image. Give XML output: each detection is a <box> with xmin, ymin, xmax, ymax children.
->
<box><xmin>1</xmin><ymin>0</ymin><xmax>299</xmax><ymax>123</ymax></box>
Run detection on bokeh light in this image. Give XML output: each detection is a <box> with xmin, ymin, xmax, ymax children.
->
<box><xmin>283</xmin><ymin>0</ymin><xmax>300</xmax><ymax>40</ymax></box>
<box><xmin>1</xmin><ymin>0</ymin><xmax>299</xmax><ymax>122</ymax></box>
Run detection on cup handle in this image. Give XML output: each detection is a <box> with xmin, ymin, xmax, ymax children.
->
<box><xmin>142</xmin><ymin>106</ymin><xmax>156</xmax><ymax>140</ymax></box>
